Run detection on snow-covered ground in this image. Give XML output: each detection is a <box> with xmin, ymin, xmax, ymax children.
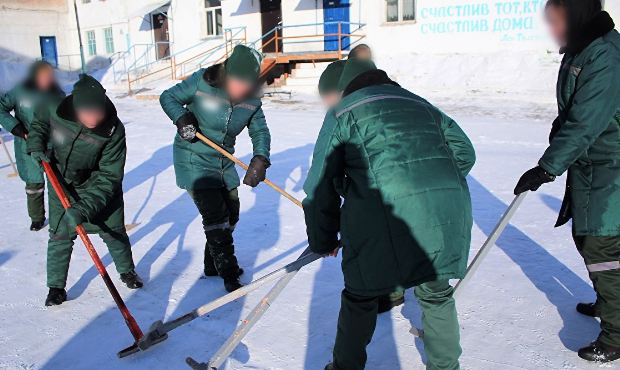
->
<box><xmin>0</xmin><ymin>93</ymin><xmax>612</xmax><ymax>370</ymax></box>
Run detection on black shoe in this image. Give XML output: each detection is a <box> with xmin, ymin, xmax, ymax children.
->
<box><xmin>45</xmin><ymin>288</ymin><xmax>67</xmax><ymax>306</ymax></box>
<box><xmin>576</xmin><ymin>302</ymin><xmax>600</xmax><ymax>318</ymax></box>
<box><xmin>324</xmin><ymin>363</ymin><xmax>334</xmax><ymax>370</ymax></box>
<box><xmin>578</xmin><ymin>340</ymin><xmax>620</xmax><ymax>363</ymax></box>
<box><xmin>224</xmin><ymin>276</ymin><xmax>243</xmax><ymax>292</ymax></box>
<box><xmin>204</xmin><ymin>267</ymin><xmax>244</xmax><ymax>278</ymax></box>
<box><xmin>30</xmin><ymin>219</ymin><xmax>46</xmax><ymax>231</ymax></box>
<box><xmin>120</xmin><ymin>270</ymin><xmax>144</xmax><ymax>289</ymax></box>
<box><xmin>378</xmin><ymin>293</ymin><xmax>405</xmax><ymax>314</ymax></box>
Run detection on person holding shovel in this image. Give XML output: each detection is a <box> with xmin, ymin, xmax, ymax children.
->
<box><xmin>0</xmin><ymin>61</ymin><xmax>65</xmax><ymax>231</ymax></box>
<box><xmin>514</xmin><ymin>0</ymin><xmax>620</xmax><ymax>363</ymax></box>
<box><xmin>304</xmin><ymin>59</ymin><xmax>475</xmax><ymax>370</ymax></box>
<box><xmin>27</xmin><ymin>75</ymin><xmax>142</xmax><ymax>306</ymax></box>
<box><xmin>160</xmin><ymin>45</ymin><xmax>271</xmax><ymax>293</ymax></box>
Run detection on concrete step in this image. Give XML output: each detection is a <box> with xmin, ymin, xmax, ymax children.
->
<box><xmin>296</xmin><ymin>61</ymin><xmax>332</xmax><ymax>69</ymax></box>
<box><xmin>283</xmin><ymin>77</ymin><xmax>320</xmax><ymax>87</ymax></box>
<box><xmin>291</xmin><ymin>67</ymin><xmax>326</xmax><ymax>78</ymax></box>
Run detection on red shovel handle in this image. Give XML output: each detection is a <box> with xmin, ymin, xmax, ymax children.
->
<box><xmin>42</xmin><ymin>161</ymin><xmax>143</xmax><ymax>341</ymax></box>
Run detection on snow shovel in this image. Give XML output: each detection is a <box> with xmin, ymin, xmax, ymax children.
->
<box><xmin>0</xmin><ymin>134</ymin><xmax>18</xmax><ymax>178</ymax></box>
<box><xmin>410</xmin><ymin>192</ymin><xmax>528</xmax><ymax>338</ymax></box>
<box><xmin>124</xmin><ymin>248</ymin><xmax>320</xmax><ymax>357</ymax></box>
<box><xmin>195</xmin><ymin>132</ymin><xmax>302</xmax><ymax>208</ymax></box>
<box><xmin>41</xmin><ymin>161</ymin><xmax>147</xmax><ymax>357</ymax></box>
<box><xmin>185</xmin><ymin>248</ymin><xmax>316</xmax><ymax>370</ymax></box>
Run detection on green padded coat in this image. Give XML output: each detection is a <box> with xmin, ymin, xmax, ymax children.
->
<box><xmin>303</xmin><ymin>83</ymin><xmax>476</xmax><ymax>297</ymax></box>
<box><xmin>159</xmin><ymin>64</ymin><xmax>271</xmax><ymax>191</ymax></box>
<box><xmin>27</xmin><ymin>96</ymin><xmax>127</xmax><ymax>235</ymax></box>
<box><xmin>540</xmin><ymin>29</ymin><xmax>620</xmax><ymax>236</ymax></box>
<box><xmin>0</xmin><ymin>84</ymin><xmax>65</xmax><ymax>183</ymax></box>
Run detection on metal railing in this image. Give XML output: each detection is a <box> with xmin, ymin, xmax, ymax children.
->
<box><xmin>125</xmin><ymin>22</ymin><xmax>366</xmax><ymax>94</ymax></box>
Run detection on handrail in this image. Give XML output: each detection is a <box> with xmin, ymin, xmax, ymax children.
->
<box><xmin>126</xmin><ymin>22</ymin><xmax>365</xmax><ymax>93</ymax></box>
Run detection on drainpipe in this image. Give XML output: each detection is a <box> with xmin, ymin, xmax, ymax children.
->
<box><xmin>73</xmin><ymin>0</ymin><xmax>87</xmax><ymax>74</ymax></box>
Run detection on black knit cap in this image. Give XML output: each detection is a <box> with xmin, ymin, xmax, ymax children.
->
<box><xmin>72</xmin><ymin>74</ymin><xmax>106</xmax><ymax>111</ymax></box>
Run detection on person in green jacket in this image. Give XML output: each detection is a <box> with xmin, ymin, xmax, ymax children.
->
<box><xmin>318</xmin><ymin>59</ymin><xmax>406</xmax><ymax>315</ymax></box>
<box><xmin>160</xmin><ymin>45</ymin><xmax>271</xmax><ymax>293</ymax></box>
<box><xmin>0</xmin><ymin>61</ymin><xmax>65</xmax><ymax>231</ymax></box>
<box><xmin>514</xmin><ymin>0</ymin><xmax>620</xmax><ymax>363</ymax></box>
<box><xmin>305</xmin><ymin>59</ymin><xmax>475</xmax><ymax>370</ymax></box>
<box><xmin>27</xmin><ymin>75</ymin><xmax>143</xmax><ymax>306</ymax></box>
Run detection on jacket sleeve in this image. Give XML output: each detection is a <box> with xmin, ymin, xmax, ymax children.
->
<box><xmin>539</xmin><ymin>47</ymin><xmax>620</xmax><ymax>176</ymax></box>
<box><xmin>247</xmin><ymin>106</ymin><xmax>271</xmax><ymax>160</ymax></box>
<box><xmin>441</xmin><ymin>114</ymin><xmax>476</xmax><ymax>177</ymax></box>
<box><xmin>302</xmin><ymin>112</ymin><xmax>345</xmax><ymax>255</ymax></box>
<box><xmin>0</xmin><ymin>88</ymin><xmax>20</xmax><ymax>133</ymax></box>
<box><xmin>26</xmin><ymin>102</ymin><xmax>52</xmax><ymax>154</ymax></box>
<box><xmin>72</xmin><ymin>127</ymin><xmax>126</xmax><ymax>221</ymax></box>
<box><xmin>159</xmin><ymin>70</ymin><xmax>200</xmax><ymax>124</ymax></box>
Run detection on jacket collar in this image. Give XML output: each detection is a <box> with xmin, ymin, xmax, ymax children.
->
<box><xmin>562</xmin><ymin>11</ymin><xmax>615</xmax><ymax>55</ymax></box>
<box><xmin>342</xmin><ymin>69</ymin><xmax>400</xmax><ymax>97</ymax></box>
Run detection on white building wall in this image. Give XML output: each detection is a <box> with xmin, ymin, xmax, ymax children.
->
<box><xmin>0</xmin><ymin>0</ymin><xmax>70</xmax><ymax>63</ymax></box>
<box><xmin>281</xmin><ymin>0</ymin><xmax>324</xmax><ymax>53</ymax></box>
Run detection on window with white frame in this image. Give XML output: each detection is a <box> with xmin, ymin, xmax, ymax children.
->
<box><xmin>86</xmin><ymin>30</ymin><xmax>97</xmax><ymax>56</ymax></box>
<box><xmin>104</xmin><ymin>27</ymin><xmax>114</xmax><ymax>54</ymax></box>
<box><xmin>386</xmin><ymin>0</ymin><xmax>416</xmax><ymax>23</ymax></box>
<box><xmin>203</xmin><ymin>0</ymin><xmax>223</xmax><ymax>37</ymax></box>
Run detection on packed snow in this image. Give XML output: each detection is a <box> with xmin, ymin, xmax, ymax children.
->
<box><xmin>0</xmin><ymin>86</ymin><xmax>613</xmax><ymax>370</ymax></box>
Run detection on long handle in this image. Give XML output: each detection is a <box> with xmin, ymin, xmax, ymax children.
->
<box><xmin>149</xmin><ymin>249</ymin><xmax>319</xmax><ymax>339</ymax></box>
<box><xmin>195</xmin><ymin>132</ymin><xmax>303</xmax><ymax>208</ymax></box>
<box><xmin>453</xmin><ymin>192</ymin><xmax>527</xmax><ymax>298</ymax></box>
<box><xmin>0</xmin><ymin>135</ymin><xmax>18</xmax><ymax>176</ymax></box>
<box><xmin>187</xmin><ymin>250</ymin><xmax>315</xmax><ymax>369</ymax></box>
<box><xmin>410</xmin><ymin>192</ymin><xmax>528</xmax><ymax>337</ymax></box>
<box><xmin>42</xmin><ymin>161</ymin><xmax>143</xmax><ymax>342</ymax></box>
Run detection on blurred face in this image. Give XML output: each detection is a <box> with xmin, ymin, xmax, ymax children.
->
<box><xmin>76</xmin><ymin>108</ymin><xmax>106</xmax><ymax>129</ymax></box>
<box><xmin>545</xmin><ymin>4</ymin><xmax>568</xmax><ymax>47</ymax></box>
<box><xmin>35</xmin><ymin>66</ymin><xmax>55</xmax><ymax>91</ymax></box>
<box><xmin>354</xmin><ymin>48</ymin><xmax>372</xmax><ymax>61</ymax></box>
<box><xmin>321</xmin><ymin>92</ymin><xmax>341</xmax><ymax>109</ymax></box>
<box><xmin>226</xmin><ymin>77</ymin><xmax>253</xmax><ymax>102</ymax></box>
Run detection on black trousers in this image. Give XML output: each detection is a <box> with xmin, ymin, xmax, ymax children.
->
<box><xmin>573</xmin><ymin>231</ymin><xmax>620</xmax><ymax>348</ymax></box>
<box><xmin>188</xmin><ymin>187</ymin><xmax>240</xmax><ymax>278</ymax></box>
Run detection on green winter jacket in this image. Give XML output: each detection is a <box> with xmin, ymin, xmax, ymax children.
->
<box><xmin>27</xmin><ymin>96</ymin><xmax>127</xmax><ymax>235</ymax></box>
<box><xmin>303</xmin><ymin>80</ymin><xmax>475</xmax><ymax>297</ymax></box>
<box><xmin>0</xmin><ymin>84</ymin><xmax>65</xmax><ymax>183</ymax></box>
<box><xmin>540</xmin><ymin>29</ymin><xmax>620</xmax><ymax>236</ymax></box>
<box><xmin>159</xmin><ymin>64</ymin><xmax>271</xmax><ymax>191</ymax></box>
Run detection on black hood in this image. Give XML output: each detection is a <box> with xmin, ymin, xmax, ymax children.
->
<box><xmin>203</xmin><ymin>63</ymin><xmax>226</xmax><ymax>88</ymax></box>
<box><xmin>557</xmin><ymin>0</ymin><xmax>614</xmax><ymax>54</ymax></box>
<box><xmin>22</xmin><ymin>60</ymin><xmax>64</xmax><ymax>95</ymax></box>
<box><xmin>56</xmin><ymin>94</ymin><xmax>119</xmax><ymax>137</ymax></box>
<box><xmin>342</xmin><ymin>69</ymin><xmax>400</xmax><ymax>97</ymax></box>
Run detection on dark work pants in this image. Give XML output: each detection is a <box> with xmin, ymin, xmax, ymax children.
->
<box><xmin>188</xmin><ymin>187</ymin><xmax>240</xmax><ymax>278</ymax></box>
<box><xmin>573</xmin><ymin>231</ymin><xmax>620</xmax><ymax>348</ymax></box>
<box><xmin>26</xmin><ymin>183</ymin><xmax>45</xmax><ymax>222</ymax></box>
<box><xmin>333</xmin><ymin>280</ymin><xmax>461</xmax><ymax>370</ymax></box>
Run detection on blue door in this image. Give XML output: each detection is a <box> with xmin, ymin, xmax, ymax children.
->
<box><xmin>39</xmin><ymin>36</ymin><xmax>58</xmax><ymax>68</ymax></box>
<box><xmin>323</xmin><ymin>0</ymin><xmax>350</xmax><ymax>51</ymax></box>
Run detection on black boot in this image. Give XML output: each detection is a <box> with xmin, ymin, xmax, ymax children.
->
<box><xmin>576</xmin><ymin>302</ymin><xmax>600</xmax><ymax>318</ymax></box>
<box><xmin>578</xmin><ymin>340</ymin><xmax>620</xmax><ymax>363</ymax></box>
<box><xmin>120</xmin><ymin>270</ymin><xmax>144</xmax><ymax>289</ymax></box>
<box><xmin>45</xmin><ymin>288</ymin><xmax>67</xmax><ymax>306</ymax></box>
<box><xmin>324</xmin><ymin>363</ymin><xmax>334</xmax><ymax>370</ymax></box>
<box><xmin>378</xmin><ymin>292</ymin><xmax>405</xmax><ymax>314</ymax></box>
<box><xmin>223</xmin><ymin>276</ymin><xmax>243</xmax><ymax>292</ymax></box>
<box><xmin>30</xmin><ymin>218</ymin><xmax>46</xmax><ymax>231</ymax></box>
<box><xmin>204</xmin><ymin>253</ymin><xmax>244</xmax><ymax>277</ymax></box>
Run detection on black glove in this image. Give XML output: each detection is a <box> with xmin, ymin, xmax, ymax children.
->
<box><xmin>11</xmin><ymin>123</ymin><xmax>28</xmax><ymax>139</ymax></box>
<box><xmin>514</xmin><ymin>166</ymin><xmax>556</xmax><ymax>195</ymax></box>
<box><xmin>175</xmin><ymin>112</ymin><xmax>199</xmax><ymax>142</ymax></box>
<box><xmin>243</xmin><ymin>155</ymin><xmax>270</xmax><ymax>188</ymax></box>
